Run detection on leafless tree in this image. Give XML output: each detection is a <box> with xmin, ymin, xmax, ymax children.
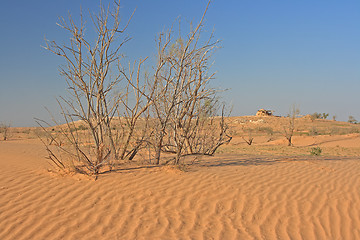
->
<box><xmin>149</xmin><ymin>1</ymin><xmax>231</xmax><ymax>165</ymax></box>
<box><xmin>183</xmin><ymin>102</ymin><xmax>232</xmax><ymax>156</ymax></box>
<box><xmin>116</xmin><ymin>58</ymin><xmax>158</xmax><ymax>161</ymax></box>
<box><xmin>39</xmin><ymin>0</ymin><xmax>149</xmax><ymax>177</ymax></box>
<box><xmin>241</xmin><ymin>127</ymin><xmax>254</xmax><ymax>145</ymax></box>
<box><xmin>39</xmin><ymin>0</ymin><xmax>230</xmax><ymax>175</ymax></box>
<box><xmin>283</xmin><ymin>104</ymin><xmax>300</xmax><ymax>146</ymax></box>
<box><xmin>0</xmin><ymin>123</ymin><xmax>10</xmax><ymax>141</ymax></box>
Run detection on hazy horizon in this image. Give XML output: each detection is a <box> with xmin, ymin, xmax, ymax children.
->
<box><xmin>1</xmin><ymin>0</ymin><xmax>359</xmax><ymax>127</ymax></box>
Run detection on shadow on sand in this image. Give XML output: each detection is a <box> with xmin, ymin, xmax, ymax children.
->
<box><xmin>96</xmin><ymin>154</ymin><xmax>357</xmax><ymax>177</ymax></box>
<box><xmin>191</xmin><ymin>154</ymin><xmax>356</xmax><ymax>169</ymax></box>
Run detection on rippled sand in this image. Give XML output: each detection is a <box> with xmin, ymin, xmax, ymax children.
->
<box><xmin>1</xmin><ymin>139</ymin><xmax>360</xmax><ymax>239</ymax></box>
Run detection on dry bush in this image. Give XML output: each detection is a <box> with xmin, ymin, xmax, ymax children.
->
<box><xmin>38</xmin><ymin>0</ymin><xmax>229</xmax><ymax>176</ymax></box>
<box><xmin>148</xmin><ymin>1</ymin><xmax>231</xmax><ymax>165</ymax></box>
<box><xmin>309</xmin><ymin>127</ymin><xmax>319</xmax><ymax>136</ymax></box>
<box><xmin>241</xmin><ymin>127</ymin><xmax>254</xmax><ymax>145</ymax></box>
<box><xmin>38</xmin><ymin>0</ymin><xmax>147</xmax><ymax>177</ymax></box>
<box><xmin>0</xmin><ymin>123</ymin><xmax>10</xmax><ymax>141</ymax></box>
<box><xmin>283</xmin><ymin>105</ymin><xmax>300</xmax><ymax>146</ymax></box>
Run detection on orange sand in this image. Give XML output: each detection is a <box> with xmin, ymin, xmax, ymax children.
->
<box><xmin>1</xmin><ymin>138</ymin><xmax>360</xmax><ymax>239</ymax></box>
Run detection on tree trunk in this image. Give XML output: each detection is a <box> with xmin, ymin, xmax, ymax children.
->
<box><xmin>287</xmin><ymin>137</ymin><xmax>292</xmax><ymax>146</ymax></box>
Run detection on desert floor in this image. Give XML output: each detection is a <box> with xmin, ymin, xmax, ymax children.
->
<box><xmin>1</xmin><ymin>117</ymin><xmax>360</xmax><ymax>239</ymax></box>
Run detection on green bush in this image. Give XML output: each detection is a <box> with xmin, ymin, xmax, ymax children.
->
<box><xmin>322</xmin><ymin>113</ymin><xmax>329</xmax><ymax>119</ymax></box>
<box><xmin>311</xmin><ymin>112</ymin><xmax>321</xmax><ymax>120</ymax></box>
<box><xmin>311</xmin><ymin>112</ymin><xmax>329</xmax><ymax>120</ymax></box>
<box><xmin>310</xmin><ymin>147</ymin><xmax>322</xmax><ymax>156</ymax></box>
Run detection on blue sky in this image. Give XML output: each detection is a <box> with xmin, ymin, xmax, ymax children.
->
<box><xmin>0</xmin><ymin>0</ymin><xmax>359</xmax><ymax>126</ymax></box>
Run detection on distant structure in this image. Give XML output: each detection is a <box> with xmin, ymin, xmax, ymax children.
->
<box><xmin>256</xmin><ymin>109</ymin><xmax>273</xmax><ymax>117</ymax></box>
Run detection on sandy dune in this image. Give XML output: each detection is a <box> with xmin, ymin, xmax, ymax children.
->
<box><xmin>1</xmin><ymin>139</ymin><xmax>360</xmax><ymax>239</ymax></box>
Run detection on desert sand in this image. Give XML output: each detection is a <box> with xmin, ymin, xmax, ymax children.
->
<box><xmin>1</xmin><ymin>117</ymin><xmax>360</xmax><ymax>239</ymax></box>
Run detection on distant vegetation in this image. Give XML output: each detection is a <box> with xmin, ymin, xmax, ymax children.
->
<box><xmin>310</xmin><ymin>147</ymin><xmax>322</xmax><ymax>156</ymax></box>
<box><xmin>241</xmin><ymin>128</ymin><xmax>254</xmax><ymax>145</ymax></box>
<box><xmin>283</xmin><ymin>104</ymin><xmax>300</xmax><ymax>146</ymax></box>
<box><xmin>348</xmin><ymin>116</ymin><xmax>358</xmax><ymax>124</ymax></box>
<box><xmin>311</xmin><ymin>112</ymin><xmax>329</xmax><ymax>120</ymax></box>
<box><xmin>0</xmin><ymin>123</ymin><xmax>10</xmax><ymax>141</ymax></box>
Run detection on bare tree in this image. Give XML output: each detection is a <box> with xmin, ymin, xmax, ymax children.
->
<box><xmin>241</xmin><ymin>127</ymin><xmax>254</xmax><ymax>145</ymax></box>
<box><xmin>39</xmin><ymin>0</ymin><xmax>141</xmax><ymax>176</ymax></box>
<box><xmin>39</xmin><ymin>0</ymin><xmax>230</xmax><ymax>175</ymax></box>
<box><xmin>150</xmin><ymin>1</ymin><xmax>231</xmax><ymax>165</ymax></box>
<box><xmin>283</xmin><ymin>104</ymin><xmax>300</xmax><ymax>146</ymax></box>
<box><xmin>116</xmin><ymin>58</ymin><xmax>158</xmax><ymax>161</ymax></box>
<box><xmin>182</xmin><ymin>101</ymin><xmax>232</xmax><ymax>156</ymax></box>
<box><xmin>0</xmin><ymin>123</ymin><xmax>10</xmax><ymax>141</ymax></box>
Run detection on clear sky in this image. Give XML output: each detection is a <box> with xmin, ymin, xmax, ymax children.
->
<box><xmin>0</xmin><ymin>0</ymin><xmax>359</xmax><ymax>126</ymax></box>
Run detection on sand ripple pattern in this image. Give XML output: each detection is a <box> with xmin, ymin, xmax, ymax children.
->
<box><xmin>1</xmin><ymin>141</ymin><xmax>360</xmax><ymax>239</ymax></box>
